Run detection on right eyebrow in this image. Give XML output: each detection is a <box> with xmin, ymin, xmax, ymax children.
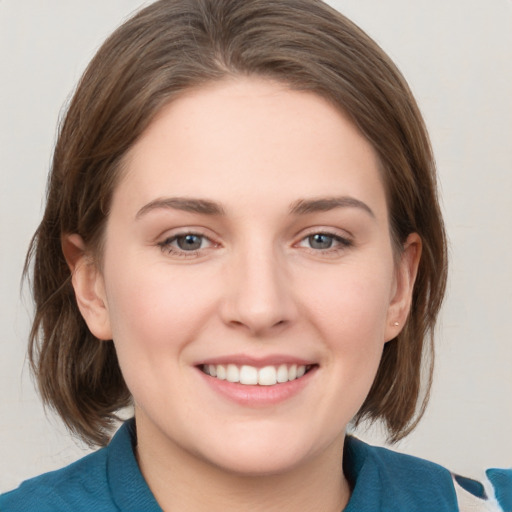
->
<box><xmin>135</xmin><ymin>197</ymin><xmax>226</xmax><ymax>220</ymax></box>
<box><xmin>289</xmin><ymin>196</ymin><xmax>375</xmax><ymax>218</ymax></box>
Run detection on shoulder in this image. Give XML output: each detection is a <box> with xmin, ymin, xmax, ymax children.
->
<box><xmin>344</xmin><ymin>436</ymin><xmax>457</xmax><ymax>511</ymax></box>
<box><xmin>0</xmin><ymin>419</ymin><xmax>161</xmax><ymax>512</ymax></box>
<box><xmin>344</xmin><ymin>436</ymin><xmax>512</xmax><ymax>512</ymax></box>
<box><xmin>0</xmin><ymin>447</ymin><xmax>111</xmax><ymax>511</ymax></box>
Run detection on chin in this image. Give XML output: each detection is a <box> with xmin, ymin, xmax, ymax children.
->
<box><xmin>202</xmin><ymin>446</ymin><xmax>309</xmax><ymax>477</ymax></box>
<box><xmin>191</xmin><ymin>424</ymin><xmax>338</xmax><ymax>477</ymax></box>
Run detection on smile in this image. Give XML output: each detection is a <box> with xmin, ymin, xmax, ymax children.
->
<box><xmin>201</xmin><ymin>363</ymin><xmax>312</xmax><ymax>386</ymax></box>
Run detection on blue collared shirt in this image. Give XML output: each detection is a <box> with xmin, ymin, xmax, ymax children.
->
<box><xmin>1</xmin><ymin>419</ymin><xmax>510</xmax><ymax>511</ymax></box>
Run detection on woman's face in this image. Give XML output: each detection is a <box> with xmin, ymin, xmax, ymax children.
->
<box><xmin>76</xmin><ymin>77</ymin><xmax>418</xmax><ymax>475</ymax></box>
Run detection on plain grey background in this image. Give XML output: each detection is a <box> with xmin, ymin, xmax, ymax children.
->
<box><xmin>1</xmin><ymin>0</ymin><xmax>511</xmax><ymax>490</ymax></box>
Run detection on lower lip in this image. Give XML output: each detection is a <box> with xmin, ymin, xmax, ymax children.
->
<box><xmin>197</xmin><ymin>367</ymin><xmax>317</xmax><ymax>407</ymax></box>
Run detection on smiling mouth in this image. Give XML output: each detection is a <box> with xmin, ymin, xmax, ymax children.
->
<box><xmin>200</xmin><ymin>363</ymin><xmax>315</xmax><ymax>386</ymax></box>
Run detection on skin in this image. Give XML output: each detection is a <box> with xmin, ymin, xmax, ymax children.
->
<box><xmin>64</xmin><ymin>77</ymin><xmax>421</xmax><ymax>511</ymax></box>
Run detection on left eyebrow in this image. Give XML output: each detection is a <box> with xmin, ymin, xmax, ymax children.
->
<box><xmin>135</xmin><ymin>197</ymin><xmax>226</xmax><ymax>219</ymax></box>
<box><xmin>289</xmin><ymin>196</ymin><xmax>375</xmax><ymax>218</ymax></box>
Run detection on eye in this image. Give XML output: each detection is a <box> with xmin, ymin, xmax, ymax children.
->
<box><xmin>307</xmin><ymin>233</ymin><xmax>336</xmax><ymax>250</ymax></box>
<box><xmin>174</xmin><ymin>234</ymin><xmax>206</xmax><ymax>251</ymax></box>
<box><xmin>158</xmin><ymin>232</ymin><xmax>215</xmax><ymax>256</ymax></box>
<box><xmin>297</xmin><ymin>231</ymin><xmax>352</xmax><ymax>252</ymax></box>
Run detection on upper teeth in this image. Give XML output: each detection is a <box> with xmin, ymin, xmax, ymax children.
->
<box><xmin>203</xmin><ymin>364</ymin><xmax>308</xmax><ymax>386</ymax></box>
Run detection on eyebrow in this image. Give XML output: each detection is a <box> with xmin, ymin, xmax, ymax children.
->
<box><xmin>135</xmin><ymin>197</ymin><xmax>226</xmax><ymax>219</ymax></box>
<box><xmin>289</xmin><ymin>196</ymin><xmax>375</xmax><ymax>218</ymax></box>
<box><xmin>135</xmin><ymin>195</ymin><xmax>374</xmax><ymax>220</ymax></box>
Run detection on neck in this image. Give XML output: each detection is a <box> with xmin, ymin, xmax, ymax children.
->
<box><xmin>135</xmin><ymin>418</ymin><xmax>350</xmax><ymax>512</ymax></box>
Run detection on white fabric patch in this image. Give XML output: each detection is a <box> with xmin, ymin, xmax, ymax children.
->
<box><xmin>453</xmin><ymin>474</ymin><xmax>504</xmax><ymax>512</ymax></box>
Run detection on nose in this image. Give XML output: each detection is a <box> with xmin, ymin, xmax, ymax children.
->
<box><xmin>219</xmin><ymin>245</ymin><xmax>297</xmax><ymax>336</ymax></box>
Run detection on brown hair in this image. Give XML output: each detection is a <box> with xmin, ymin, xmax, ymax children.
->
<box><xmin>27</xmin><ymin>0</ymin><xmax>447</xmax><ymax>446</ymax></box>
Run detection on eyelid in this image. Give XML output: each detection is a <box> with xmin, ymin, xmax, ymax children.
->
<box><xmin>156</xmin><ymin>225</ymin><xmax>217</xmax><ymax>243</ymax></box>
<box><xmin>293</xmin><ymin>227</ymin><xmax>354</xmax><ymax>253</ymax></box>
<box><xmin>157</xmin><ymin>227</ymin><xmax>220</xmax><ymax>258</ymax></box>
<box><xmin>294</xmin><ymin>226</ymin><xmax>353</xmax><ymax>243</ymax></box>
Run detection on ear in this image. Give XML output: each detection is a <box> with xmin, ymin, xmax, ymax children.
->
<box><xmin>62</xmin><ymin>234</ymin><xmax>112</xmax><ymax>341</ymax></box>
<box><xmin>385</xmin><ymin>233</ymin><xmax>422</xmax><ymax>342</ymax></box>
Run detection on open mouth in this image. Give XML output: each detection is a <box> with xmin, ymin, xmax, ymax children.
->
<box><xmin>200</xmin><ymin>363</ymin><xmax>315</xmax><ymax>386</ymax></box>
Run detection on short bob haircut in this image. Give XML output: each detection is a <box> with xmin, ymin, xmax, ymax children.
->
<box><xmin>27</xmin><ymin>0</ymin><xmax>447</xmax><ymax>447</ymax></box>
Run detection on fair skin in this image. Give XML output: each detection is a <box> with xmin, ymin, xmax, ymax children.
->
<box><xmin>64</xmin><ymin>77</ymin><xmax>421</xmax><ymax>511</ymax></box>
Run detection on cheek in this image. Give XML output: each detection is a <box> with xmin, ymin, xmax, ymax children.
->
<box><xmin>302</xmin><ymin>258</ymin><xmax>394</xmax><ymax>400</ymax></box>
<box><xmin>288</xmin><ymin>264</ymin><xmax>395</xmax><ymax>440</ymax></box>
<box><xmin>103</xmin><ymin>258</ymin><xmax>219</xmax><ymax>354</ymax></box>
<box><xmin>101</xmin><ymin>263</ymin><xmax>216</xmax><ymax>408</ymax></box>
<box><xmin>304</xmin><ymin>263</ymin><xmax>394</xmax><ymax>345</ymax></box>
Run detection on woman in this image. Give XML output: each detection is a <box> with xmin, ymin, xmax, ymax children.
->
<box><xmin>1</xmin><ymin>0</ymin><xmax>510</xmax><ymax>510</ymax></box>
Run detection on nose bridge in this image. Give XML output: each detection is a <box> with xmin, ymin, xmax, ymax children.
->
<box><xmin>222</xmin><ymin>236</ymin><xmax>295</xmax><ymax>335</ymax></box>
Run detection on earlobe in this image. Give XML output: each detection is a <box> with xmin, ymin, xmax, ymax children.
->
<box><xmin>61</xmin><ymin>234</ymin><xmax>112</xmax><ymax>341</ymax></box>
<box><xmin>385</xmin><ymin>233</ymin><xmax>422</xmax><ymax>341</ymax></box>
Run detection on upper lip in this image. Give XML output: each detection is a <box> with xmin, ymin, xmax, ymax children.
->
<box><xmin>195</xmin><ymin>354</ymin><xmax>317</xmax><ymax>368</ymax></box>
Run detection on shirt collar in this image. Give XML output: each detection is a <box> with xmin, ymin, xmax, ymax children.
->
<box><xmin>343</xmin><ymin>435</ymin><xmax>458</xmax><ymax>511</ymax></box>
<box><xmin>106</xmin><ymin>420</ymin><xmax>458</xmax><ymax>512</ymax></box>
<box><xmin>106</xmin><ymin>418</ymin><xmax>162</xmax><ymax>511</ymax></box>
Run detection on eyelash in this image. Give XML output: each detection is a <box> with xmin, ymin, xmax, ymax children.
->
<box><xmin>296</xmin><ymin>232</ymin><xmax>353</xmax><ymax>255</ymax></box>
<box><xmin>158</xmin><ymin>232</ymin><xmax>216</xmax><ymax>258</ymax></box>
<box><xmin>157</xmin><ymin>230</ymin><xmax>353</xmax><ymax>258</ymax></box>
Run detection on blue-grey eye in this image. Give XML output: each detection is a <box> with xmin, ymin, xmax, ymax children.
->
<box><xmin>176</xmin><ymin>234</ymin><xmax>204</xmax><ymax>250</ymax></box>
<box><xmin>308</xmin><ymin>233</ymin><xmax>334</xmax><ymax>249</ymax></box>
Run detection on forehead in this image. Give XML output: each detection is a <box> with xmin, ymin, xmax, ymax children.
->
<box><xmin>115</xmin><ymin>77</ymin><xmax>387</xmax><ymax>221</ymax></box>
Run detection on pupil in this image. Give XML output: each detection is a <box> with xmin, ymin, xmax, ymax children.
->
<box><xmin>177</xmin><ymin>235</ymin><xmax>202</xmax><ymax>250</ymax></box>
<box><xmin>309</xmin><ymin>234</ymin><xmax>333</xmax><ymax>249</ymax></box>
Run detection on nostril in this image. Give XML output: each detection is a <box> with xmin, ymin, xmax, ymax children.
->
<box><xmin>225</xmin><ymin>317</ymin><xmax>289</xmax><ymax>335</ymax></box>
